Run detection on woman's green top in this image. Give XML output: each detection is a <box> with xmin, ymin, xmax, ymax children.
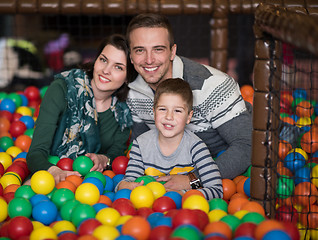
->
<box><xmin>26</xmin><ymin>78</ymin><xmax>130</xmax><ymax>175</ymax></box>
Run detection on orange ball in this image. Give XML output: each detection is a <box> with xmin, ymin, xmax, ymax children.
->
<box><xmin>278</xmin><ymin>140</ymin><xmax>292</xmax><ymax>160</ymax></box>
<box><xmin>236</xmin><ymin>176</ymin><xmax>248</xmax><ymax>194</ymax></box>
<box><xmin>294</xmin><ymin>182</ymin><xmax>318</xmax><ymax>207</ymax></box>
<box><xmin>240</xmin><ymin>85</ymin><xmax>254</xmax><ymax>99</ymax></box>
<box><xmin>222</xmin><ymin>179</ymin><xmax>237</xmax><ymax>200</ymax></box>
<box><xmin>78</xmin><ymin>235</ymin><xmax>98</xmax><ymax>240</ymax></box>
<box><xmin>182</xmin><ymin>189</ymin><xmax>205</xmax><ymax>204</ymax></box>
<box><xmin>102</xmin><ymin>170</ymin><xmax>116</xmax><ymax>179</ymax></box>
<box><xmin>228</xmin><ymin>197</ymin><xmax>249</xmax><ymax>214</ymax></box>
<box><xmin>0</xmin><ymin>117</ymin><xmax>10</xmax><ymax>132</ymax></box>
<box><xmin>277</xmin><ymin>196</ymin><xmax>294</xmax><ymax>207</ymax></box>
<box><xmin>296</xmin><ymin>100</ymin><xmax>314</xmax><ymax>118</ymax></box>
<box><xmin>254</xmin><ymin>219</ymin><xmax>285</xmax><ymax>240</ymax></box>
<box><xmin>277</xmin><ymin>166</ymin><xmax>293</xmax><ymax>177</ymax></box>
<box><xmin>300</xmin><ymin>204</ymin><xmax>318</xmax><ymax>229</ymax></box>
<box><xmin>281</xmin><ymin>116</ymin><xmax>295</xmax><ymax>125</ymax></box>
<box><xmin>65</xmin><ymin>175</ymin><xmax>83</xmax><ymax>188</ymax></box>
<box><xmin>230</xmin><ymin>192</ymin><xmax>249</xmax><ymax>201</ymax></box>
<box><xmin>56</xmin><ymin>180</ymin><xmax>77</xmax><ymax>193</ymax></box>
<box><xmin>204</xmin><ymin>221</ymin><xmax>232</xmax><ymax>239</ymax></box>
<box><xmin>4</xmin><ymin>184</ymin><xmax>20</xmax><ymax>194</ymax></box>
<box><xmin>98</xmin><ymin>195</ymin><xmax>112</xmax><ymax>206</ymax></box>
<box><xmin>0</xmin><ymin>131</ymin><xmax>11</xmax><ymax>138</ymax></box>
<box><xmin>241</xmin><ymin>201</ymin><xmax>265</xmax><ymax>217</ymax></box>
<box><xmin>300</xmin><ymin>129</ymin><xmax>318</xmax><ymax>153</ymax></box>
<box><xmin>121</xmin><ymin>216</ymin><xmax>151</xmax><ymax>240</ymax></box>
<box><xmin>233</xmin><ymin>175</ymin><xmax>246</xmax><ymax>185</ymax></box>
<box><xmin>14</xmin><ymin>135</ymin><xmax>32</xmax><ymax>152</ymax></box>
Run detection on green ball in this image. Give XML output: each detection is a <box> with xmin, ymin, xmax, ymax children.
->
<box><xmin>48</xmin><ymin>155</ymin><xmax>60</xmax><ymax>165</ymax></box>
<box><xmin>280</xmin><ymin>113</ymin><xmax>289</xmax><ymax>119</ymax></box>
<box><xmin>46</xmin><ymin>187</ymin><xmax>57</xmax><ymax>199</ymax></box>
<box><xmin>276</xmin><ymin>175</ymin><xmax>295</xmax><ymax>199</ymax></box>
<box><xmin>0</xmin><ymin>92</ymin><xmax>8</xmax><ymax>102</ymax></box>
<box><xmin>14</xmin><ymin>185</ymin><xmax>36</xmax><ymax>200</ymax></box>
<box><xmin>135</xmin><ymin>175</ymin><xmax>156</xmax><ymax>185</ymax></box>
<box><xmin>7</xmin><ymin>197</ymin><xmax>32</xmax><ymax>218</ymax></box>
<box><xmin>71</xmin><ymin>203</ymin><xmax>96</xmax><ymax>227</ymax></box>
<box><xmin>60</xmin><ymin>199</ymin><xmax>80</xmax><ymax>221</ymax></box>
<box><xmin>220</xmin><ymin>214</ymin><xmax>241</xmax><ymax>232</ymax></box>
<box><xmin>209</xmin><ymin>198</ymin><xmax>228</xmax><ymax>212</ymax></box>
<box><xmin>292</xmin><ymin>98</ymin><xmax>305</xmax><ymax>111</ymax></box>
<box><xmin>85</xmin><ymin>171</ymin><xmax>106</xmax><ymax>188</ymax></box>
<box><xmin>73</xmin><ymin>156</ymin><xmax>94</xmax><ymax>176</ymax></box>
<box><xmin>171</xmin><ymin>225</ymin><xmax>202</xmax><ymax>240</ymax></box>
<box><xmin>51</xmin><ymin>188</ymin><xmax>75</xmax><ymax>209</ymax></box>
<box><xmin>243</xmin><ymin>165</ymin><xmax>252</xmax><ymax>177</ymax></box>
<box><xmin>241</xmin><ymin>212</ymin><xmax>265</xmax><ymax>224</ymax></box>
<box><xmin>0</xmin><ymin>136</ymin><xmax>14</xmax><ymax>151</ymax></box>
<box><xmin>24</xmin><ymin>128</ymin><xmax>34</xmax><ymax>139</ymax></box>
<box><xmin>40</xmin><ymin>86</ymin><xmax>48</xmax><ymax>99</ymax></box>
<box><xmin>7</xmin><ymin>93</ymin><xmax>22</xmax><ymax>108</ymax></box>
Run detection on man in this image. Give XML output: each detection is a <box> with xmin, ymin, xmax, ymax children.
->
<box><xmin>126</xmin><ymin>13</ymin><xmax>252</xmax><ymax>185</ymax></box>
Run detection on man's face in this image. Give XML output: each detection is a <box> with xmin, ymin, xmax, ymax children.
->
<box><xmin>129</xmin><ymin>27</ymin><xmax>177</xmax><ymax>90</ymax></box>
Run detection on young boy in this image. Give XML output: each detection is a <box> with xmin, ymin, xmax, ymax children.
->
<box><xmin>117</xmin><ymin>78</ymin><xmax>223</xmax><ymax>200</ymax></box>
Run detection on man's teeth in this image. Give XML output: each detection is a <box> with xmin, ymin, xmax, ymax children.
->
<box><xmin>144</xmin><ymin>67</ymin><xmax>158</xmax><ymax>72</ymax></box>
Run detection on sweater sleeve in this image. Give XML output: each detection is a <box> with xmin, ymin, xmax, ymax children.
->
<box><xmin>26</xmin><ymin>79</ymin><xmax>67</xmax><ymax>175</ymax></box>
<box><xmin>191</xmin><ymin>141</ymin><xmax>223</xmax><ymax>200</ymax></box>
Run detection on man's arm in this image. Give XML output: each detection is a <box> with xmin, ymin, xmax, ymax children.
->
<box><xmin>215</xmin><ymin>109</ymin><xmax>252</xmax><ymax>179</ymax></box>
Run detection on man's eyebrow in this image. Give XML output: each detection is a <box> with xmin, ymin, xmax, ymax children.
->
<box><xmin>132</xmin><ymin>45</ymin><xmax>167</xmax><ymax>50</ymax></box>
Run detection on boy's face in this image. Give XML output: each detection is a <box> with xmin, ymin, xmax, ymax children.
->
<box><xmin>154</xmin><ymin>93</ymin><xmax>193</xmax><ymax>141</ymax></box>
<box><xmin>129</xmin><ymin>27</ymin><xmax>177</xmax><ymax>90</ymax></box>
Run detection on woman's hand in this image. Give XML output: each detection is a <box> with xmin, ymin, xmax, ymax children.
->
<box><xmin>117</xmin><ymin>180</ymin><xmax>144</xmax><ymax>191</ymax></box>
<box><xmin>85</xmin><ymin>153</ymin><xmax>109</xmax><ymax>172</ymax></box>
<box><xmin>48</xmin><ymin>166</ymin><xmax>81</xmax><ymax>184</ymax></box>
<box><xmin>157</xmin><ymin>175</ymin><xmax>191</xmax><ymax>191</ymax></box>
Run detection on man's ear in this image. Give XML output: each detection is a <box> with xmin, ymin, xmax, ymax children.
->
<box><xmin>170</xmin><ymin>44</ymin><xmax>177</xmax><ymax>61</ymax></box>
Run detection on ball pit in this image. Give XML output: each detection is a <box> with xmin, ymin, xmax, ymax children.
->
<box><xmin>0</xmin><ymin>85</ymin><xmax>307</xmax><ymax>239</ymax></box>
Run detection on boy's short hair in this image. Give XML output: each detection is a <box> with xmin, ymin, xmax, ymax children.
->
<box><xmin>154</xmin><ymin>78</ymin><xmax>193</xmax><ymax>112</ymax></box>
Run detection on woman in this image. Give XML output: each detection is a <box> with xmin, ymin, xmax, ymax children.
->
<box><xmin>26</xmin><ymin>34</ymin><xmax>137</xmax><ymax>183</ymax></box>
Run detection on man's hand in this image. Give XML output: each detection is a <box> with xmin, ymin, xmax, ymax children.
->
<box><xmin>157</xmin><ymin>175</ymin><xmax>191</xmax><ymax>191</ymax></box>
<box><xmin>48</xmin><ymin>166</ymin><xmax>81</xmax><ymax>184</ymax></box>
<box><xmin>85</xmin><ymin>153</ymin><xmax>108</xmax><ymax>172</ymax></box>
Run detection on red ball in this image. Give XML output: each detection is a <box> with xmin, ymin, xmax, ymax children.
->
<box><xmin>12</xmin><ymin>113</ymin><xmax>22</xmax><ymax>122</ymax></box>
<box><xmin>0</xmin><ymin>184</ymin><xmax>3</xmax><ymax>196</ymax></box>
<box><xmin>112</xmin><ymin>198</ymin><xmax>137</xmax><ymax>216</ymax></box>
<box><xmin>9</xmin><ymin>121</ymin><xmax>26</xmax><ymax>138</ymax></box>
<box><xmin>24</xmin><ymin>86</ymin><xmax>40</xmax><ymax>102</ymax></box>
<box><xmin>137</xmin><ymin>207</ymin><xmax>154</xmax><ymax>219</ymax></box>
<box><xmin>192</xmin><ymin>209</ymin><xmax>209</xmax><ymax>231</ymax></box>
<box><xmin>149</xmin><ymin>225</ymin><xmax>173</xmax><ymax>240</ymax></box>
<box><xmin>13</xmin><ymin>160</ymin><xmax>30</xmax><ymax>176</ymax></box>
<box><xmin>0</xmin><ymin>110</ymin><xmax>13</xmax><ymax>122</ymax></box>
<box><xmin>0</xmin><ymin>162</ymin><xmax>5</xmax><ymax>176</ymax></box>
<box><xmin>112</xmin><ymin>156</ymin><xmax>129</xmax><ymax>175</ymax></box>
<box><xmin>234</xmin><ymin>222</ymin><xmax>257</xmax><ymax>238</ymax></box>
<box><xmin>3</xmin><ymin>191</ymin><xmax>15</xmax><ymax>203</ymax></box>
<box><xmin>77</xmin><ymin>218</ymin><xmax>102</xmax><ymax>236</ymax></box>
<box><xmin>0</xmin><ymin>221</ymin><xmax>9</xmax><ymax>238</ymax></box>
<box><xmin>7</xmin><ymin>216</ymin><xmax>33</xmax><ymax>240</ymax></box>
<box><xmin>58</xmin><ymin>232</ymin><xmax>78</xmax><ymax>240</ymax></box>
<box><xmin>56</xmin><ymin>157</ymin><xmax>74</xmax><ymax>171</ymax></box>
<box><xmin>282</xmin><ymin>222</ymin><xmax>300</xmax><ymax>240</ymax></box>
<box><xmin>275</xmin><ymin>205</ymin><xmax>299</xmax><ymax>224</ymax></box>
<box><xmin>172</xmin><ymin>209</ymin><xmax>201</xmax><ymax>229</ymax></box>
<box><xmin>6</xmin><ymin>164</ymin><xmax>28</xmax><ymax>182</ymax></box>
<box><xmin>152</xmin><ymin>196</ymin><xmax>177</xmax><ymax>213</ymax></box>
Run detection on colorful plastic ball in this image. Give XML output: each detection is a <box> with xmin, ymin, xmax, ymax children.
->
<box><xmin>77</xmin><ymin>218</ymin><xmax>102</xmax><ymax>236</ymax></box>
<box><xmin>30</xmin><ymin>170</ymin><xmax>55</xmax><ymax>195</ymax></box>
<box><xmin>234</xmin><ymin>222</ymin><xmax>257</xmax><ymax>239</ymax></box>
<box><xmin>71</xmin><ymin>203</ymin><xmax>96</xmax><ymax>227</ymax></box>
<box><xmin>135</xmin><ymin>175</ymin><xmax>156</xmax><ymax>185</ymax></box>
<box><xmin>55</xmin><ymin>157</ymin><xmax>73</xmax><ymax>171</ymax></box>
<box><xmin>103</xmin><ymin>175</ymin><xmax>114</xmax><ymax>192</ymax></box>
<box><xmin>19</xmin><ymin>115</ymin><xmax>34</xmax><ymax>129</ymax></box>
<box><xmin>152</xmin><ymin>196</ymin><xmax>176</xmax><ymax>213</ymax></box>
<box><xmin>146</xmin><ymin>181</ymin><xmax>166</xmax><ymax>199</ymax></box>
<box><xmin>263</xmin><ymin>229</ymin><xmax>291</xmax><ymax>240</ymax></box>
<box><xmin>112</xmin><ymin>198</ymin><xmax>137</xmax><ymax>216</ymax></box>
<box><xmin>83</xmin><ymin>177</ymin><xmax>104</xmax><ymax>195</ymax></box>
<box><xmin>0</xmin><ymin>99</ymin><xmax>16</xmax><ymax>113</ymax></box>
<box><xmin>122</xmin><ymin>216</ymin><xmax>151</xmax><ymax>240</ymax></box>
<box><xmin>14</xmin><ymin>135</ymin><xmax>32</xmax><ymax>152</ymax></box>
<box><xmin>282</xmin><ymin>222</ymin><xmax>300</xmax><ymax>240</ymax></box>
<box><xmin>52</xmin><ymin>188</ymin><xmax>75</xmax><ymax>209</ymax></box>
<box><xmin>294</xmin><ymin>166</ymin><xmax>311</xmax><ymax>185</ymax></box>
<box><xmin>171</xmin><ymin>225</ymin><xmax>202</xmax><ymax>240</ymax></box>
<box><xmin>85</xmin><ymin>171</ymin><xmax>106</xmax><ymax>187</ymax></box>
<box><xmin>7</xmin><ymin>216</ymin><xmax>33</xmax><ymax>240</ymax></box>
<box><xmin>0</xmin><ymin>151</ymin><xmax>12</xmax><ymax>170</ymax></box>
<box><xmin>18</xmin><ymin>94</ymin><xmax>28</xmax><ymax>106</ymax></box>
<box><xmin>284</xmin><ymin>151</ymin><xmax>306</xmax><ymax>172</ymax></box>
<box><xmin>72</xmin><ymin>155</ymin><xmax>94</xmax><ymax>176</ymax></box>
<box><xmin>9</xmin><ymin>121</ymin><xmax>26</xmax><ymax>138</ymax></box>
<box><xmin>312</xmin><ymin>164</ymin><xmax>318</xmax><ymax>187</ymax></box>
<box><xmin>112</xmin><ymin>173</ymin><xmax>124</xmax><ymax>186</ymax></box>
<box><xmin>163</xmin><ymin>191</ymin><xmax>182</xmax><ymax>209</ymax></box>
<box><xmin>48</xmin><ymin>155</ymin><xmax>60</xmax><ymax>165</ymax></box>
<box><xmin>92</xmin><ymin>202</ymin><xmax>108</xmax><ymax>213</ymax></box>
<box><xmin>147</xmin><ymin>212</ymin><xmax>164</xmax><ymax>228</ymax></box>
<box><xmin>222</xmin><ymin>178</ymin><xmax>237</xmax><ymax>200</ymax></box>
<box><xmin>149</xmin><ymin>225</ymin><xmax>173</xmax><ymax>240</ymax></box>
<box><xmin>51</xmin><ymin>220</ymin><xmax>76</xmax><ymax>235</ymax></box>
<box><xmin>241</xmin><ymin>212</ymin><xmax>265</xmax><ymax>225</ymax></box>
<box><xmin>14</xmin><ymin>185</ymin><xmax>36</xmax><ymax>200</ymax></box>
<box><xmin>275</xmin><ymin>205</ymin><xmax>299</xmax><ymax>224</ymax></box>
<box><xmin>24</xmin><ymin>86</ymin><xmax>41</xmax><ymax>102</ymax></box>
<box><xmin>0</xmin><ymin>197</ymin><xmax>8</xmax><ymax>222</ymax></box>
<box><xmin>227</xmin><ymin>197</ymin><xmax>249</xmax><ymax>215</ymax></box>
<box><xmin>29</xmin><ymin>226</ymin><xmax>57</xmax><ymax>240</ymax></box>
<box><xmin>130</xmin><ymin>185</ymin><xmax>155</xmax><ymax>209</ymax></box>
<box><xmin>0</xmin><ymin>173</ymin><xmax>21</xmax><ymax>189</ymax></box>
<box><xmin>59</xmin><ymin>199</ymin><xmax>80</xmax><ymax>221</ymax></box>
<box><xmin>300</xmin><ymin>205</ymin><xmax>318</xmax><ymax>229</ymax></box>
<box><xmin>113</xmin><ymin>188</ymin><xmax>131</xmax><ymax>201</ymax></box>
<box><xmin>243</xmin><ymin>177</ymin><xmax>251</xmax><ymax>197</ymax></box>
<box><xmin>92</xmin><ymin>225</ymin><xmax>120</xmax><ymax>240</ymax></box>
<box><xmin>6</xmin><ymin>146</ymin><xmax>22</xmax><ymax>158</ymax></box>
<box><xmin>75</xmin><ymin>183</ymin><xmax>100</xmax><ymax>205</ymax></box>
<box><xmin>32</xmin><ymin>200</ymin><xmax>58</xmax><ymax>225</ymax></box>
<box><xmin>254</xmin><ymin>219</ymin><xmax>285</xmax><ymax>240</ymax></box>
<box><xmin>95</xmin><ymin>207</ymin><xmax>120</xmax><ymax>226</ymax></box>
<box><xmin>24</xmin><ymin>128</ymin><xmax>34</xmax><ymax>138</ymax></box>
<box><xmin>276</xmin><ymin>176</ymin><xmax>295</xmax><ymax>199</ymax></box>
<box><xmin>182</xmin><ymin>194</ymin><xmax>209</xmax><ymax>214</ymax></box>
<box><xmin>301</xmin><ymin>129</ymin><xmax>318</xmax><ymax>153</ymax></box>
<box><xmin>7</xmin><ymin>197</ymin><xmax>32</xmax><ymax>218</ymax></box>
<box><xmin>56</xmin><ymin>180</ymin><xmax>77</xmax><ymax>193</ymax></box>
<box><xmin>0</xmin><ymin>136</ymin><xmax>14</xmax><ymax>151</ymax></box>
<box><xmin>241</xmin><ymin>201</ymin><xmax>265</xmax><ymax>217</ymax></box>
<box><xmin>208</xmin><ymin>209</ymin><xmax>228</xmax><ymax>222</ymax></box>
<box><xmin>296</xmin><ymin>100</ymin><xmax>314</xmax><ymax>118</ymax></box>
<box><xmin>209</xmin><ymin>198</ymin><xmax>228</xmax><ymax>212</ymax></box>
<box><xmin>172</xmin><ymin>209</ymin><xmax>201</xmax><ymax>230</ymax></box>
<box><xmin>294</xmin><ymin>182</ymin><xmax>318</xmax><ymax>207</ymax></box>
<box><xmin>220</xmin><ymin>214</ymin><xmax>241</xmax><ymax>232</ymax></box>
<box><xmin>112</xmin><ymin>156</ymin><xmax>129</xmax><ymax>175</ymax></box>
<box><xmin>29</xmin><ymin>194</ymin><xmax>50</xmax><ymax>207</ymax></box>
<box><xmin>293</xmin><ymin>88</ymin><xmax>307</xmax><ymax>100</ymax></box>
<box><xmin>204</xmin><ymin>221</ymin><xmax>232</xmax><ymax>240</ymax></box>
<box><xmin>57</xmin><ymin>232</ymin><xmax>78</xmax><ymax>240</ymax></box>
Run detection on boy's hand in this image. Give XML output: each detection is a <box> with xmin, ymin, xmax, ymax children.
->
<box><xmin>117</xmin><ymin>180</ymin><xmax>144</xmax><ymax>191</ymax></box>
<box><xmin>85</xmin><ymin>153</ymin><xmax>108</xmax><ymax>172</ymax></box>
<box><xmin>157</xmin><ymin>175</ymin><xmax>191</xmax><ymax>190</ymax></box>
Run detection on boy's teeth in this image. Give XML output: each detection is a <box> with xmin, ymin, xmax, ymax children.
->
<box><xmin>145</xmin><ymin>67</ymin><xmax>157</xmax><ymax>71</ymax></box>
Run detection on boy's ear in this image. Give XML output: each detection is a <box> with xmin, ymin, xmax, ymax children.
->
<box><xmin>187</xmin><ymin>110</ymin><xmax>193</xmax><ymax>124</ymax></box>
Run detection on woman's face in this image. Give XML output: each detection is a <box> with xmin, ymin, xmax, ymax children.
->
<box><xmin>92</xmin><ymin>44</ymin><xmax>127</xmax><ymax>94</ymax></box>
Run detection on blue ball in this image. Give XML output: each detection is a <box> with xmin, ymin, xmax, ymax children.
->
<box><xmin>153</xmin><ymin>216</ymin><xmax>172</xmax><ymax>228</ymax></box>
<box><xmin>82</xmin><ymin>177</ymin><xmax>104</xmax><ymax>195</ymax></box>
<box><xmin>19</xmin><ymin>115</ymin><xmax>35</xmax><ymax>129</ymax></box>
<box><xmin>147</xmin><ymin>212</ymin><xmax>164</xmax><ymax>228</ymax></box>
<box><xmin>113</xmin><ymin>188</ymin><xmax>131</xmax><ymax>201</ymax></box>
<box><xmin>294</xmin><ymin>167</ymin><xmax>311</xmax><ymax>185</ymax></box>
<box><xmin>293</xmin><ymin>88</ymin><xmax>307</xmax><ymax>100</ymax></box>
<box><xmin>103</xmin><ymin>191</ymin><xmax>115</xmax><ymax>202</ymax></box>
<box><xmin>116</xmin><ymin>235</ymin><xmax>135</xmax><ymax>240</ymax></box>
<box><xmin>284</xmin><ymin>152</ymin><xmax>306</xmax><ymax>172</ymax></box>
<box><xmin>19</xmin><ymin>94</ymin><xmax>28</xmax><ymax>106</ymax></box>
<box><xmin>14</xmin><ymin>151</ymin><xmax>28</xmax><ymax>159</ymax></box>
<box><xmin>0</xmin><ymin>98</ymin><xmax>16</xmax><ymax>113</ymax></box>
<box><xmin>104</xmin><ymin>175</ymin><xmax>114</xmax><ymax>192</ymax></box>
<box><xmin>164</xmin><ymin>191</ymin><xmax>182</xmax><ymax>209</ymax></box>
<box><xmin>262</xmin><ymin>230</ymin><xmax>291</xmax><ymax>240</ymax></box>
<box><xmin>243</xmin><ymin>177</ymin><xmax>251</xmax><ymax>197</ymax></box>
<box><xmin>93</xmin><ymin>203</ymin><xmax>108</xmax><ymax>212</ymax></box>
<box><xmin>30</xmin><ymin>194</ymin><xmax>50</xmax><ymax>207</ymax></box>
<box><xmin>32</xmin><ymin>200</ymin><xmax>58</xmax><ymax>225</ymax></box>
<box><xmin>112</xmin><ymin>174</ymin><xmax>124</xmax><ymax>187</ymax></box>
<box><xmin>233</xmin><ymin>237</ymin><xmax>254</xmax><ymax>240</ymax></box>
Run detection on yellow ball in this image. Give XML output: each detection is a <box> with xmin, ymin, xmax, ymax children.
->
<box><xmin>116</xmin><ymin>215</ymin><xmax>133</xmax><ymax>226</ymax></box>
<box><xmin>234</xmin><ymin>209</ymin><xmax>249</xmax><ymax>219</ymax></box>
<box><xmin>52</xmin><ymin>220</ymin><xmax>76</xmax><ymax>234</ymax></box>
<box><xmin>6</xmin><ymin>146</ymin><xmax>22</xmax><ymax>158</ymax></box>
<box><xmin>93</xmin><ymin>225</ymin><xmax>120</xmax><ymax>240</ymax></box>
<box><xmin>75</xmin><ymin>183</ymin><xmax>100</xmax><ymax>205</ymax></box>
<box><xmin>311</xmin><ymin>165</ymin><xmax>318</xmax><ymax>187</ymax></box>
<box><xmin>0</xmin><ymin>198</ymin><xmax>8</xmax><ymax>222</ymax></box>
<box><xmin>296</xmin><ymin>117</ymin><xmax>312</xmax><ymax>127</ymax></box>
<box><xmin>208</xmin><ymin>209</ymin><xmax>227</xmax><ymax>222</ymax></box>
<box><xmin>146</xmin><ymin>181</ymin><xmax>166</xmax><ymax>199</ymax></box>
<box><xmin>96</xmin><ymin>207</ymin><xmax>121</xmax><ymax>226</ymax></box>
<box><xmin>0</xmin><ymin>152</ymin><xmax>12</xmax><ymax>170</ymax></box>
<box><xmin>31</xmin><ymin>170</ymin><xmax>55</xmax><ymax>195</ymax></box>
<box><xmin>288</xmin><ymin>147</ymin><xmax>308</xmax><ymax>161</ymax></box>
<box><xmin>30</xmin><ymin>226</ymin><xmax>57</xmax><ymax>240</ymax></box>
<box><xmin>32</xmin><ymin>221</ymin><xmax>44</xmax><ymax>230</ymax></box>
<box><xmin>130</xmin><ymin>185</ymin><xmax>155</xmax><ymax>209</ymax></box>
<box><xmin>182</xmin><ymin>194</ymin><xmax>210</xmax><ymax>214</ymax></box>
<box><xmin>16</xmin><ymin>106</ymin><xmax>32</xmax><ymax>116</ymax></box>
<box><xmin>0</xmin><ymin>172</ymin><xmax>21</xmax><ymax>188</ymax></box>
